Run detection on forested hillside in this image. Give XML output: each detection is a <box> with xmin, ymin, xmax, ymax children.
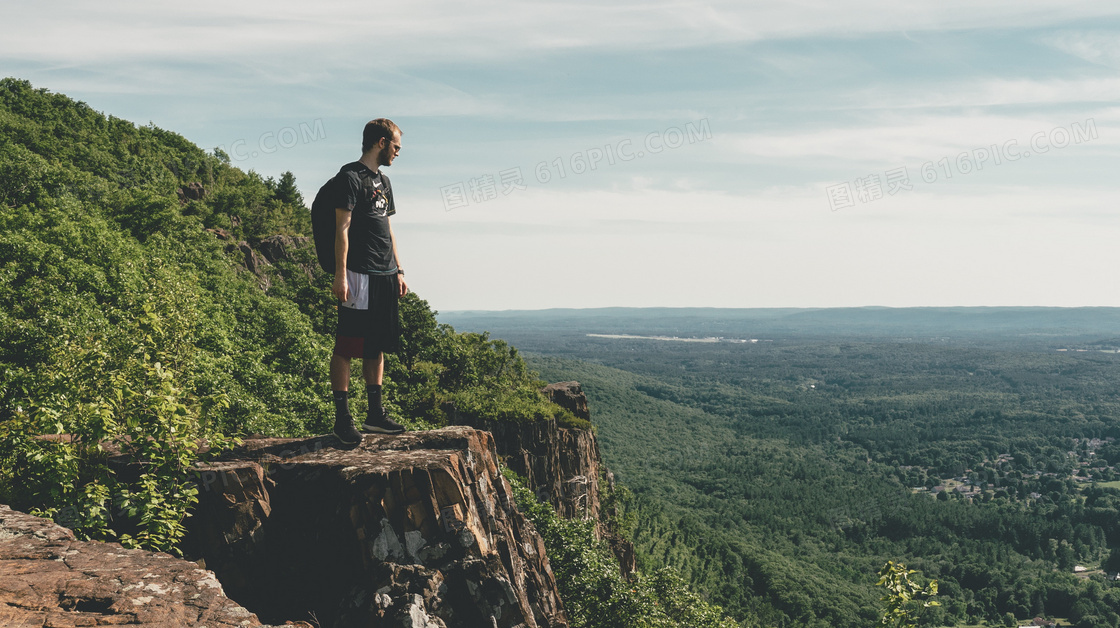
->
<box><xmin>0</xmin><ymin>77</ymin><xmax>567</xmax><ymax>547</ymax></box>
<box><xmin>437</xmin><ymin>317</ymin><xmax>1120</xmax><ymax>628</ymax></box>
<box><xmin>0</xmin><ymin>78</ymin><xmax>738</xmax><ymax>628</ymax></box>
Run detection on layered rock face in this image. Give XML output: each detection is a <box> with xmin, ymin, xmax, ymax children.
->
<box><xmin>451</xmin><ymin>381</ymin><xmax>636</xmax><ymax>574</ymax></box>
<box><xmin>0</xmin><ymin>504</ymin><xmax>264</xmax><ymax>628</ymax></box>
<box><xmin>186</xmin><ymin>427</ymin><xmax>568</xmax><ymax>628</ymax></box>
<box><xmin>451</xmin><ymin>383</ymin><xmax>600</xmax><ymax>526</ymax></box>
<box><xmin>540</xmin><ymin>382</ymin><xmax>591</xmax><ymax>423</ymax></box>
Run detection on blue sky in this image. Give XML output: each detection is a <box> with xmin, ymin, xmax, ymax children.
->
<box><xmin>3</xmin><ymin>1</ymin><xmax>1118</xmax><ymax>310</ymax></box>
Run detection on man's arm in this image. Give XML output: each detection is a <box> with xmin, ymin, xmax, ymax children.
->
<box><xmin>389</xmin><ymin>218</ymin><xmax>408</xmax><ymax>297</ymax></box>
<box><xmin>332</xmin><ymin>208</ymin><xmax>351</xmax><ymax>301</ymax></box>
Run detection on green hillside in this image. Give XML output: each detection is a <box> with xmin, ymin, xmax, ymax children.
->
<box><xmin>0</xmin><ymin>78</ymin><xmax>737</xmax><ymax>628</ymax></box>
<box><xmin>0</xmin><ymin>77</ymin><xmax>563</xmax><ymax>545</ymax></box>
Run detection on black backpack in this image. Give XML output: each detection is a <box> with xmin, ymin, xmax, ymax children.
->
<box><xmin>310</xmin><ymin>164</ymin><xmax>382</xmax><ymax>275</ymax></box>
<box><xmin>310</xmin><ymin>172</ymin><xmax>342</xmax><ymax>274</ymax></box>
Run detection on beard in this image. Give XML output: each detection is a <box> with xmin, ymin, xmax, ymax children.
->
<box><xmin>378</xmin><ymin>145</ymin><xmax>394</xmax><ymax>167</ymax></box>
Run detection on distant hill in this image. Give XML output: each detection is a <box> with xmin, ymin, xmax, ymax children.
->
<box><xmin>442</xmin><ymin>306</ymin><xmax>1120</xmax><ymax>343</ymax></box>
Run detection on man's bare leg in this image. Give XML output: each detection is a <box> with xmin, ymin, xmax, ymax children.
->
<box><xmin>362</xmin><ymin>352</ymin><xmax>384</xmax><ymax>386</ymax></box>
<box><xmin>331</xmin><ymin>353</ymin><xmax>351</xmax><ymax>390</ymax></box>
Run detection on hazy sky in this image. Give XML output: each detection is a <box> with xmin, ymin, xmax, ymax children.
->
<box><xmin>3</xmin><ymin>1</ymin><xmax>1117</xmax><ymax>310</ymax></box>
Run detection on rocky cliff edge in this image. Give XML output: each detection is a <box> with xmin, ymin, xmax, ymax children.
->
<box><xmin>185</xmin><ymin>426</ymin><xmax>569</xmax><ymax>628</ymax></box>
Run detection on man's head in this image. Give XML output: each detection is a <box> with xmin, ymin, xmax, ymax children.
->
<box><xmin>362</xmin><ymin>118</ymin><xmax>402</xmax><ymax>168</ymax></box>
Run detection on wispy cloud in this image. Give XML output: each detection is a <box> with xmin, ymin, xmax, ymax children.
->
<box><xmin>6</xmin><ymin>1</ymin><xmax>1120</xmax><ymax>67</ymax></box>
<box><xmin>1044</xmin><ymin>30</ymin><xmax>1120</xmax><ymax>67</ymax></box>
<box><xmin>714</xmin><ymin>110</ymin><xmax>1118</xmax><ymax>166</ymax></box>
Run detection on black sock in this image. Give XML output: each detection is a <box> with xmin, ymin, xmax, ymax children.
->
<box><xmin>366</xmin><ymin>384</ymin><xmax>383</xmax><ymax>418</ymax></box>
<box><xmin>333</xmin><ymin>390</ymin><xmax>350</xmax><ymax>419</ymax></box>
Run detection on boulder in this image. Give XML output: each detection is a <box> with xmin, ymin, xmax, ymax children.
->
<box><xmin>0</xmin><ymin>504</ymin><xmax>265</xmax><ymax>628</ymax></box>
<box><xmin>451</xmin><ymin>382</ymin><xmax>637</xmax><ymax>574</ymax></box>
<box><xmin>177</xmin><ymin>182</ymin><xmax>205</xmax><ymax>203</ymax></box>
<box><xmin>256</xmin><ymin>235</ymin><xmax>312</xmax><ymax>265</ymax></box>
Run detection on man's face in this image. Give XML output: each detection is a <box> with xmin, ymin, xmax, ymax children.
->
<box><xmin>378</xmin><ymin>131</ymin><xmax>402</xmax><ymax>167</ymax></box>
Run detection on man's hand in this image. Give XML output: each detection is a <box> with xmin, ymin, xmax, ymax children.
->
<box><xmin>398</xmin><ymin>274</ymin><xmax>409</xmax><ymax>297</ymax></box>
<box><xmin>332</xmin><ymin>273</ymin><xmax>349</xmax><ymax>302</ymax></box>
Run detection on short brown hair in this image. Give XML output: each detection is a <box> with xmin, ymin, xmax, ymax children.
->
<box><xmin>362</xmin><ymin>118</ymin><xmax>400</xmax><ymax>153</ymax></box>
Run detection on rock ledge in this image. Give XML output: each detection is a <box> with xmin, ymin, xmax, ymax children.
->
<box><xmin>0</xmin><ymin>504</ymin><xmax>264</xmax><ymax>628</ymax></box>
<box><xmin>187</xmin><ymin>426</ymin><xmax>568</xmax><ymax>628</ymax></box>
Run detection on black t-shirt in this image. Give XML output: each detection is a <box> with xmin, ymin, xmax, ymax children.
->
<box><xmin>334</xmin><ymin>161</ymin><xmax>397</xmax><ymax>275</ymax></box>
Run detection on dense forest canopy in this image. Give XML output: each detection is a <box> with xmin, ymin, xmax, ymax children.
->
<box><xmin>445</xmin><ymin>312</ymin><xmax>1120</xmax><ymax>628</ymax></box>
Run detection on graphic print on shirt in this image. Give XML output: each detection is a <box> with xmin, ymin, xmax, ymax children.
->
<box><xmin>367</xmin><ymin>176</ymin><xmax>391</xmax><ymax>217</ymax></box>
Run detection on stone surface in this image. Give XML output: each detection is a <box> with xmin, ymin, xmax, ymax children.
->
<box><xmin>4</xmin><ymin>387</ymin><xmax>621</xmax><ymax>626</ymax></box>
<box><xmin>0</xmin><ymin>504</ymin><xmax>265</xmax><ymax>628</ymax></box>
<box><xmin>186</xmin><ymin>427</ymin><xmax>569</xmax><ymax>628</ymax></box>
<box><xmin>453</xmin><ymin>414</ymin><xmax>603</xmax><ymax>527</ymax></box>
<box><xmin>226</xmin><ymin>241</ymin><xmax>271</xmax><ymax>290</ymax></box>
<box><xmin>256</xmin><ymin>235</ymin><xmax>311</xmax><ymax>265</ymax></box>
<box><xmin>177</xmin><ymin>182</ymin><xmax>205</xmax><ymax>202</ymax></box>
<box><xmin>541</xmin><ymin>382</ymin><xmax>590</xmax><ymax>422</ymax></box>
<box><xmin>451</xmin><ymin>381</ymin><xmax>637</xmax><ymax>575</ymax></box>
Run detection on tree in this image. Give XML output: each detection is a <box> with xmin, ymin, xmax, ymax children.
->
<box><xmin>877</xmin><ymin>561</ymin><xmax>939</xmax><ymax>628</ymax></box>
<box><xmin>1103</xmin><ymin>548</ymin><xmax>1120</xmax><ymax>574</ymax></box>
<box><xmin>274</xmin><ymin>171</ymin><xmax>304</xmax><ymax>207</ymax></box>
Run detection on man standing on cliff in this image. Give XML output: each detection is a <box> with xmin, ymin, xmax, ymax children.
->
<box><xmin>329</xmin><ymin>118</ymin><xmax>407</xmax><ymax>444</ymax></box>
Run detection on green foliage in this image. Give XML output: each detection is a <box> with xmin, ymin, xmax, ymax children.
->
<box><xmin>876</xmin><ymin>561</ymin><xmax>939</xmax><ymax>628</ymax></box>
<box><xmin>505</xmin><ymin>468</ymin><xmax>738</xmax><ymax>628</ymax></box>
<box><xmin>600</xmin><ymin>475</ymin><xmax>639</xmax><ymax>542</ymax></box>
<box><xmin>380</xmin><ymin>293</ymin><xmax>571</xmax><ymax>426</ymax></box>
<box><xmin>0</xmin><ymin>259</ymin><xmax>235</xmax><ymax>553</ymax></box>
<box><xmin>0</xmin><ymin>78</ymin><xmax>574</xmax><ymax>556</ymax></box>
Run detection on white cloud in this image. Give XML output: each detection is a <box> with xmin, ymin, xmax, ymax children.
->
<box><xmin>1044</xmin><ymin>30</ymin><xmax>1120</xmax><ymax>68</ymax></box>
<box><xmin>847</xmin><ymin>77</ymin><xmax>1120</xmax><ymax>111</ymax></box>
<box><xmin>5</xmin><ymin>1</ymin><xmax>1117</xmax><ymax>308</ymax></box>
<box><xmin>5</xmin><ymin>1</ymin><xmax>1120</xmax><ymax>67</ymax></box>
<box><xmin>712</xmin><ymin>110</ymin><xmax>1118</xmax><ymax>167</ymax></box>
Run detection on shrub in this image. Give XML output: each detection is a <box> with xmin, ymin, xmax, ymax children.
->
<box><xmin>505</xmin><ymin>468</ymin><xmax>738</xmax><ymax>628</ymax></box>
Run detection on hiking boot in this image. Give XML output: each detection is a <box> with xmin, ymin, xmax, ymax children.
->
<box><xmin>333</xmin><ymin>414</ymin><xmax>362</xmax><ymax>445</ymax></box>
<box><xmin>362</xmin><ymin>406</ymin><xmax>405</xmax><ymax>434</ymax></box>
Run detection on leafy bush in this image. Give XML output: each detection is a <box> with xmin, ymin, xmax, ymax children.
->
<box><xmin>0</xmin><ymin>259</ymin><xmax>235</xmax><ymax>553</ymax></box>
<box><xmin>382</xmin><ymin>293</ymin><xmax>573</xmax><ymax>426</ymax></box>
<box><xmin>876</xmin><ymin>561</ymin><xmax>939</xmax><ymax>628</ymax></box>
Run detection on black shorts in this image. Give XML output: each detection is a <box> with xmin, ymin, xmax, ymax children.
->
<box><xmin>334</xmin><ymin>271</ymin><xmax>400</xmax><ymax>359</ymax></box>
